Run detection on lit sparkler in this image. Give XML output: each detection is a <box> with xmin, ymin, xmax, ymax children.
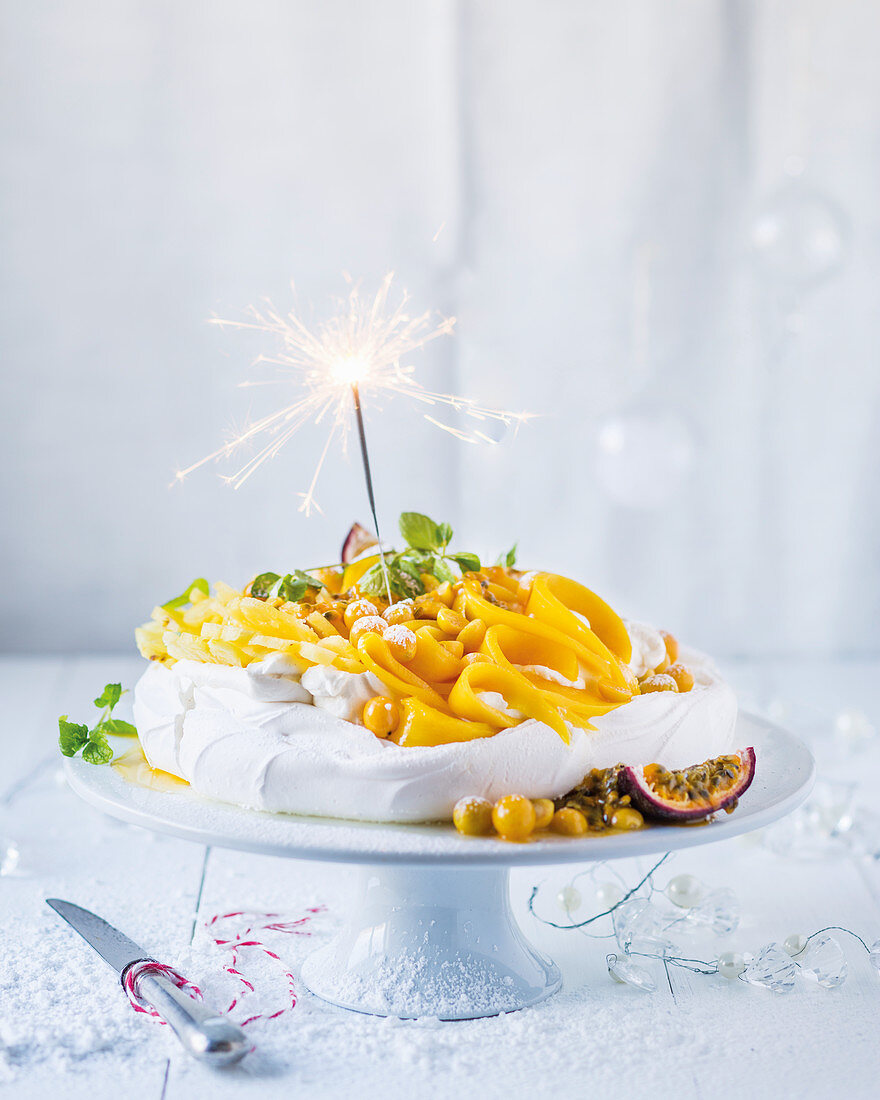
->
<box><xmin>174</xmin><ymin>273</ymin><xmax>532</xmax><ymax>592</ymax></box>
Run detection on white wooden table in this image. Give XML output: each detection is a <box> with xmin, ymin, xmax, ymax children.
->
<box><xmin>3</xmin><ymin>656</ymin><xmax>880</xmax><ymax>1099</ymax></box>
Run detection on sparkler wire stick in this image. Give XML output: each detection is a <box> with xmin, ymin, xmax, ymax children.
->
<box><xmin>351</xmin><ymin>383</ymin><xmax>392</xmax><ymax>603</ymax></box>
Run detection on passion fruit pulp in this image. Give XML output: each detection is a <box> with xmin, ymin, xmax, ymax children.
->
<box><xmin>618</xmin><ymin>747</ymin><xmax>756</xmax><ymax>823</ymax></box>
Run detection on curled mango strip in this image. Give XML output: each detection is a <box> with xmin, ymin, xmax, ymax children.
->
<box><xmin>461</xmin><ymin>580</ymin><xmax>616</xmax><ymax>685</ymax></box>
<box><xmin>355</xmin><ymin>633</ymin><xmax>451</xmax><ymax>713</ymax></box>
<box><xmin>341</xmin><ymin>553</ymin><xmax>381</xmax><ymax>591</ymax></box>
<box><xmin>482</xmin><ymin>566</ymin><xmax>521</xmax><ymax>594</ymax></box>
<box><xmin>392</xmin><ymin>698</ymin><xmax>496</xmax><ymax>747</ymax></box>
<box><xmin>481</xmin><ymin>623</ymin><xmax>580</xmax><ymax>682</ymax></box>
<box><xmin>482</xmin><ymin>625</ymin><xmax>618</xmax><ymax>724</ymax></box>
<box><xmin>448</xmin><ymin>661</ymin><xmax>571</xmax><ymax>743</ymax></box>
<box><xmin>405</xmin><ymin>629</ymin><xmax>463</xmax><ymax>683</ymax></box>
<box><xmin>518</xmin><ymin>675</ymin><xmax>618</xmax><ymax>720</ymax></box>
<box><xmin>528</xmin><ymin>573</ymin><xmax>632</xmax><ymax>664</ymax></box>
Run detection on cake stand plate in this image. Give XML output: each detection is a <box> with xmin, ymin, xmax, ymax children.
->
<box><xmin>66</xmin><ymin>713</ymin><xmax>813</xmax><ymax>1020</ymax></box>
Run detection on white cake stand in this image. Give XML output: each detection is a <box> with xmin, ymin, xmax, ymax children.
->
<box><xmin>65</xmin><ymin>714</ymin><xmax>814</xmax><ymax>1020</ymax></box>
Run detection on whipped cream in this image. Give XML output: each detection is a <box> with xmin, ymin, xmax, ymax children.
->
<box><xmin>624</xmin><ymin>620</ymin><xmax>668</xmax><ymax>678</ymax></box>
<box><xmin>132</xmin><ymin>621</ymin><xmax>737</xmax><ymax>823</ymax></box>
<box><xmin>301</xmin><ymin>665</ymin><xmax>386</xmax><ymax>722</ymax></box>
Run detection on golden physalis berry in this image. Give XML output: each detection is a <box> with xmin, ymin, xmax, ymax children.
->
<box><xmin>362</xmin><ymin>696</ymin><xmax>400</xmax><ymax>738</ymax></box>
<box><xmin>434</xmin><ymin>581</ymin><xmax>455</xmax><ymax>607</ymax></box>
<box><xmin>453</xmin><ymin>796</ymin><xmax>494</xmax><ymax>836</ymax></box>
<box><xmin>550</xmin><ymin>807</ymin><xmax>588</xmax><ymax>837</ymax></box>
<box><xmin>384</xmin><ymin>624</ymin><xmax>417</xmax><ymax>661</ymax></box>
<box><xmin>348</xmin><ymin>615</ymin><xmax>387</xmax><ymax>647</ymax></box>
<box><xmin>492</xmin><ymin>794</ymin><xmax>536</xmax><ymax>842</ymax></box>
<box><xmin>383</xmin><ymin>599</ymin><xmax>415</xmax><ymax>625</ymax></box>
<box><xmin>436</xmin><ymin>607</ymin><xmax>467</xmax><ymax>635</ymax></box>
<box><xmin>610</xmin><ymin>807</ymin><xmax>644</xmax><ymax>830</ymax></box>
<box><xmin>344</xmin><ymin>599</ymin><xmax>379</xmax><ymax>629</ymax></box>
<box><xmin>640</xmin><ymin>673</ymin><xmax>678</xmax><ymax>694</ymax></box>
<box><xmin>666</xmin><ymin>663</ymin><xmax>695</xmax><ymax>692</ymax></box>
<box><xmin>532</xmin><ymin>798</ymin><xmax>555</xmax><ymax>830</ymax></box>
<box><xmin>458</xmin><ymin>618</ymin><xmax>487</xmax><ymax>652</ymax></box>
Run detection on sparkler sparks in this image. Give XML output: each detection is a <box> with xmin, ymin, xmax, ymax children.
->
<box><xmin>174</xmin><ymin>273</ymin><xmax>532</xmax><ymax>516</ymax></box>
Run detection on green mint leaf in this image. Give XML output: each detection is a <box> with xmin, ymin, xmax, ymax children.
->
<box><xmin>405</xmin><ymin>551</ymin><xmax>435</xmax><ymax>575</ymax></box>
<box><xmin>397</xmin><ymin>558</ymin><xmax>426</xmax><ymax>585</ymax></box>
<box><xmin>278</xmin><ymin>575</ymin><xmax>309</xmax><ymax>602</ymax></box>
<box><xmin>58</xmin><ymin>716</ymin><xmax>89</xmax><ymax>757</ymax></box>
<box><xmin>357</xmin><ymin>564</ymin><xmax>388</xmax><ymax>597</ymax></box>
<box><xmin>251</xmin><ymin>570</ymin><xmax>321</xmax><ymax>602</ymax></box>
<box><xmin>93</xmin><ymin>683</ymin><xmax>123</xmax><ymax>710</ymax></box>
<box><xmin>291</xmin><ymin>569</ymin><xmax>323</xmax><ymax>591</ymax></box>
<box><xmin>398</xmin><ymin>512</ymin><xmax>442</xmax><ymax>551</ymax></box>
<box><xmin>82</xmin><ymin>728</ymin><xmax>113</xmax><ymax>766</ymax></box>
<box><xmin>452</xmin><ymin>552</ymin><xmax>481</xmax><ymax>574</ymax></box>
<box><xmin>432</xmin><ymin>558</ymin><xmax>457</xmax><ymax>585</ymax></box>
<box><xmin>359</xmin><ymin>560</ymin><xmax>425</xmax><ymax>600</ymax></box>
<box><xmin>99</xmin><ymin>718</ymin><xmax>138</xmax><ymax>737</ymax></box>
<box><xmin>278</xmin><ymin>571</ymin><xmax>321</xmax><ymax>602</ymax></box>
<box><xmin>495</xmin><ymin>543</ymin><xmax>518</xmax><ymax>567</ymax></box>
<box><xmin>162</xmin><ymin>578</ymin><xmax>209</xmax><ymax>611</ymax></box>
<box><xmin>250</xmin><ymin>571</ymin><xmax>281</xmax><ymax>598</ymax></box>
<box><xmin>392</xmin><ymin>569</ymin><xmax>424</xmax><ymax>598</ymax></box>
<box><xmin>437</xmin><ymin>522</ymin><xmax>453</xmax><ymax>548</ymax></box>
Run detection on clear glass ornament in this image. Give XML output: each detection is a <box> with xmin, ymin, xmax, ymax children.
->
<box><xmin>665</xmin><ymin>874</ymin><xmax>703</xmax><ymax>909</ymax></box>
<box><xmin>797</xmin><ymin>934</ymin><xmax>847</xmax><ymax>989</ymax></box>
<box><xmin>685</xmin><ymin>888</ymin><xmax>740</xmax><ymax>935</ymax></box>
<box><xmin>606</xmin><ymin>953</ymin><xmax>656</xmax><ymax>993</ymax></box>
<box><xmin>557</xmin><ymin>886</ymin><xmax>582</xmax><ymax>914</ymax></box>
<box><xmin>612</xmin><ymin>898</ymin><xmax>676</xmax><ymax>956</ymax></box>
<box><xmin>742</xmin><ymin>943</ymin><xmax>797</xmax><ymax>994</ymax></box>
<box><xmin>869</xmin><ymin>940</ymin><xmax>880</xmax><ymax>974</ymax></box>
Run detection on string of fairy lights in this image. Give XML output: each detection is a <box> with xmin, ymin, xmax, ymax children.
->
<box><xmin>528</xmin><ymin>852</ymin><xmax>880</xmax><ymax>994</ymax></box>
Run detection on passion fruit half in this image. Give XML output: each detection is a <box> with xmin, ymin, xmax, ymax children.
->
<box><xmin>618</xmin><ymin>747</ymin><xmax>756</xmax><ymax>823</ymax></box>
<box><xmin>341</xmin><ymin>522</ymin><xmax>378</xmax><ymax>564</ymax></box>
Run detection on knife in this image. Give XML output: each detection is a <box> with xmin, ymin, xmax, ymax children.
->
<box><xmin>46</xmin><ymin>898</ymin><xmax>249</xmax><ymax>1066</ymax></box>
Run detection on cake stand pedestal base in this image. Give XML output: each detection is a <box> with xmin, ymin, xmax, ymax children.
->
<box><xmin>300</xmin><ymin>864</ymin><xmax>561</xmax><ymax>1020</ymax></box>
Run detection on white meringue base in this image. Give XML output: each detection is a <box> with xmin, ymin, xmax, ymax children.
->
<box><xmin>131</xmin><ymin>643</ymin><xmax>737</xmax><ymax>823</ymax></box>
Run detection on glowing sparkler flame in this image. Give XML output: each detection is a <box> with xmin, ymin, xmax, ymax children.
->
<box><xmin>174</xmin><ymin>272</ymin><xmax>532</xmax><ymax>515</ymax></box>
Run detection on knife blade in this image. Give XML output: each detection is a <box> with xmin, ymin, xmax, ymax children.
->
<box><xmin>46</xmin><ymin>898</ymin><xmax>249</xmax><ymax>1066</ymax></box>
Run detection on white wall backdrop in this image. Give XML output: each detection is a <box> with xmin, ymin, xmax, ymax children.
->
<box><xmin>1</xmin><ymin>0</ymin><xmax>878</xmax><ymax>658</ymax></box>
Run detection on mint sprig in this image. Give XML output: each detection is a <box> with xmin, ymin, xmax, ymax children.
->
<box><xmin>358</xmin><ymin>512</ymin><xmax>482</xmax><ymax>599</ymax></box>
<box><xmin>495</xmin><ymin>542</ymin><xmax>518</xmax><ymax>568</ymax></box>
<box><xmin>251</xmin><ymin>570</ymin><xmax>323</xmax><ymax>603</ymax></box>
<box><xmin>59</xmin><ymin>682</ymin><xmax>137</xmax><ymax>766</ymax></box>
